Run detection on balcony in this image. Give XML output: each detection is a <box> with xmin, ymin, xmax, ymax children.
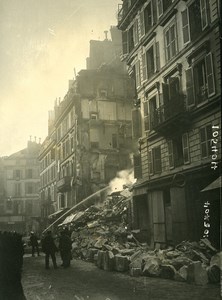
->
<box><xmin>88</xmin><ymin>118</ymin><xmax>103</xmax><ymax>127</ymax></box>
<box><xmin>153</xmin><ymin>96</ymin><xmax>190</xmax><ymax>136</ymax></box>
<box><xmin>117</xmin><ymin>0</ymin><xmax>145</xmax><ymax>28</ymax></box>
<box><xmin>57</xmin><ymin>176</ymin><xmax>72</xmax><ymax>192</ymax></box>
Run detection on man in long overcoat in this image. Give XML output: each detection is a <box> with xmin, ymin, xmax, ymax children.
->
<box><xmin>41</xmin><ymin>231</ymin><xmax>58</xmax><ymax>269</ymax></box>
<box><xmin>59</xmin><ymin>229</ymin><xmax>72</xmax><ymax>268</ymax></box>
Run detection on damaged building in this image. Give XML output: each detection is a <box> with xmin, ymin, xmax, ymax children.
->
<box><xmin>117</xmin><ymin>0</ymin><xmax>221</xmax><ymax>248</ymax></box>
<box><xmin>39</xmin><ymin>27</ymin><xmax>136</xmax><ymax>224</ymax></box>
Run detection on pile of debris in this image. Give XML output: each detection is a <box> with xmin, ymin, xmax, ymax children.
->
<box><xmin>61</xmin><ymin>188</ymin><xmax>220</xmax><ymax>285</ymax></box>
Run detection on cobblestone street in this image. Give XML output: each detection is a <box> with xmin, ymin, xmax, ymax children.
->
<box><xmin>22</xmin><ymin>254</ymin><xmax>220</xmax><ymax>300</ymax></box>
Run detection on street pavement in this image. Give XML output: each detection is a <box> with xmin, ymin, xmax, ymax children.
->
<box><xmin>22</xmin><ymin>254</ymin><xmax>220</xmax><ymax>300</ymax></box>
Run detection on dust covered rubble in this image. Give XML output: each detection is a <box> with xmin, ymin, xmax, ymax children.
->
<box><xmin>68</xmin><ymin>188</ymin><xmax>220</xmax><ymax>285</ymax></box>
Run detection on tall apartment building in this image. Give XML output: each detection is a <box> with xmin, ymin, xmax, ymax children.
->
<box><xmin>118</xmin><ymin>0</ymin><xmax>221</xmax><ymax>248</ymax></box>
<box><xmin>39</xmin><ymin>27</ymin><xmax>136</xmax><ymax>219</ymax></box>
<box><xmin>0</xmin><ymin>140</ymin><xmax>41</xmax><ymax>233</ymax></box>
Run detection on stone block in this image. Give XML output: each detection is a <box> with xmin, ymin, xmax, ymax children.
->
<box><xmin>170</xmin><ymin>256</ymin><xmax>193</xmax><ymax>270</ymax></box>
<box><xmin>86</xmin><ymin>248</ymin><xmax>98</xmax><ymax>262</ymax></box>
<box><xmin>207</xmin><ymin>265</ymin><xmax>220</xmax><ymax>283</ymax></box>
<box><xmin>142</xmin><ymin>257</ymin><xmax>161</xmax><ymax>277</ymax></box>
<box><xmin>174</xmin><ymin>266</ymin><xmax>188</xmax><ymax>282</ymax></box>
<box><xmin>97</xmin><ymin>250</ymin><xmax>105</xmax><ymax>269</ymax></box>
<box><xmin>103</xmin><ymin>251</ymin><xmax>115</xmax><ymax>271</ymax></box>
<box><xmin>160</xmin><ymin>264</ymin><xmax>176</xmax><ymax>280</ymax></box>
<box><xmin>114</xmin><ymin>254</ymin><xmax>130</xmax><ymax>272</ymax></box>
<box><xmin>210</xmin><ymin>252</ymin><xmax>222</xmax><ymax>270</ymax></box>
<box><xmin>187</xmin><ymin>261</ymin><xmax>208</xmax><ymax>285</ymax></box>
<box><xmin>94</xmin><ymin>253</ymin><xmax>98</xmax><ymax>264</ymax></box>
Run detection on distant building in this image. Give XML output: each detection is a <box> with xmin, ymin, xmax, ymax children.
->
<box><xmin>86</xmin><ymin>26</ymin><xmax>123</xmax><ymax>71</ymax></box>
<box><xmin>118</xmin><ymin>0</ymin><xmax>221</xmax><ymax>248</ymax></box>
<box><xmin>0</xmin><ymin>140</ymin><xmax>41</xmax><ymax>233</ymax></box>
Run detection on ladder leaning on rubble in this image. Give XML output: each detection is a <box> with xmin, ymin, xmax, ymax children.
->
<box><xmin>42</xmin><ymin>186</ymin><xmax>110</xmax><ymax>234</ymax></box>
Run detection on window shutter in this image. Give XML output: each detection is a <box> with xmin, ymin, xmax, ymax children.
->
<box><xmin>157</xmin><ymin>0</ymin><xmax>163</xmax><ymax>18</ymax></box>
<box><xmin>132</xmin><ymin>108</ymin><xmax>142</xmax><ymax>138</ymax></box>
<box><xmin>200</xmin><ymin>127</ymin><xmax>207</xmax><ymax>158</ymax></box>
<box><xmin>143</xmin><ymin>101</ymin><xmax>150</xmax><ymax>131</ymax></box>
<box><xmin>162</xmin><ymin>83</ymin><xmax>169</xmax><ymax>104</ymax></box>
<box><xmin>144</xmin><ymin>2</ymin><xmax>153</xmax><ymax>33</ymax></box>
<box><xmin>133</xmin><ymin>154</ymin><xmax>142</xmax><ymax>179</ymax></box>
<box><xmin>133</xmin><ymin>19</ymin><xmax>139</xmax><ymax>46</ymax></box>
<box><xmin>205</xmin><ymin>52</ymin><xmax>215</xmax><ymax>97</ymax></box>
<box><xmin>135</xmin><ymin>61</ymin><xmax>141</xmax><ymax>88</ymax></box>
<box><xmin>155</xmin><ymin>42</ymin><xmax>160</xmax><ymax>72</ymax></box>
<box><xmin>122</xmin><ymin>31</ymin><xmax>128</xmax><ymax>55</ymax></box>
<box><xmin>168</xmin><ymin>140</ymin><xmax>174</xmax><ymax>168</ymax></box>
<box><xmin>169</xmin><ymin>77</ymin><xmax>180</xmax><ymax>102</ymax></box>
<box><xmin>140</xmin><ymin>11</ymin><xmax>145</xmax><ymax>37</ymax></box>
<box><xmin>185</xmin><ymin>68</ymin><xmax>195</xmax><ymax>106</ymax></box>
<box><xmin>188</xmin><ymin>1</ymin><xmax>202</xmax><ymax>41</ymax></box>
<box><xmin>142</xmin><ymin>52</ymin><xmax>147</xmax><ymax>81</ymax></box>
<box><xmin>181</xmin><ymin>9</ymin><xmax>190</xmax><ymax>44</ymax></box>
<box><xmin>153</xmin><ymin>147</ymin><xmax>162</xmax><ymax>173</ymax></box>
<box><xmin>182</xmin><ymin>133</ymin><xmax>190</xmax><ymax>163</ymax></box>
<box><xmin>148</xmin><ymin>149</ymin><xmax>153</xmax><ymax>175</ymax></box>
<box><xmin>200</xmin><ymin>0</ymin><xmax>208</xmax><ymax>29</ymax></box>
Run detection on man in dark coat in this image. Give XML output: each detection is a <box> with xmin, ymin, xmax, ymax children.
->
<box><xmin>41</xmin><ymin>231</ymin><xmax>58</xmax><ymax>269</ymax></box>
<box><xmin>30</xmin><ymin>232</ymin><xmax>40</xmax><ymax>257</ymax></box>
<box><xmin>0</xmin><ymin>231</ymin><xmax>26</xmax><ymax>300</ymax></box>
<box><xmin>59</xmin><ymin>229</ymin><xmax>72</xmax><ymax>268</ymax></box>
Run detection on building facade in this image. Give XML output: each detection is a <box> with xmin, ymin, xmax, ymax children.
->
<box><xmin>118</xmin><ymin>0</ymin><xmax>221</xmax><ymax>248</ymax></box>
<box><xmin>0</xmin><ymin>140</ymin><xmax>41</xmax><ymax>233</ymax></box>
<box><xmin>39</xmin><ymin>116</ymin><xmax>57</xmax><ymax>229</ymax></box>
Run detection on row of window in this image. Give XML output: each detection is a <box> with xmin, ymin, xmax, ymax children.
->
<box><xmin>9</xmin><ymin>182</ymin><xmax>39</xmax><ymax>197</ymax></box>
<box><xmin>59</xmin><ymin>161</ymin><xmax>75</xmax><ymax>180</ymax></box>
<box><xmin>40</xmin><ymin>185</ymin><xmax>56</xmax><ymax>202</ymax></box>
<box><xmin>128</xmin><ymin>0</ymin><xmax>212</xmax><ymax>88</ymax></box>
<box><xmin>124</xmin><ymin>0</ymin><xmax>210</xmax><ymax>58</ymax></box>
<box><xmin>135</xmin><ymin>124</ymin><xmax>214</xmax><ymax>177</ymax></box>
<box><xmin>5</xmin><ymin>199</ymin><xmax>34</xmax><ymax>215</ymax></box>
<box><xmin>40</xmin><ymin>148</ymin><xmax>55</xmax><ymax>171</ymax></box>
<box><xmin>7</xmin><ymin>168</ymin><xmax>36</xmax><ymax>180</ymax></box>
<box><xmin>40</xmin><ymin>165</ymin><xmax>56</xmax><ymax>188</ymax></box>
<box><xmin>57</xmin><ymin>133</ymin><xmax>75</xmax><ymax>162</ymax></box>
<box><xmin>57</xmin><ymin>107</ymin><xmax>76</xmax><ymax>141</ymax></box>
<box><xmin>140</xmin><ymin>51</ymin><xmax>215</xmax><ymax>132</ymax></box>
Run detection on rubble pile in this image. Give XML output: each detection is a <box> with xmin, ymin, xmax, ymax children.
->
<box><xmin>65</xmin><ymin>188</ymin><xmax>220</xmax><ymax>286</ymax></box>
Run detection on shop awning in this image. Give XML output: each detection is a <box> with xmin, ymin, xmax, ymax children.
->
<box><xmin>59</xmin><ymin>214</ymin><xmax>76</xmax><ymax>226</ymax></box>
<box><xmin>59</xmin><ymin>211</ymin><xmax>85</xmax><ymax>226</ymax></box>
<box><xmin>48</xmin><ymin>209</ymin><xmax>68</xmax><ymax>219</ymax></box>
<box><xmin>201</xmin><ymin>176</ymin><xmax>221</xmax><ymax>192</ymax></box>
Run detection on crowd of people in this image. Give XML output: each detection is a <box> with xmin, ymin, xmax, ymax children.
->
<box><xmin>41</xmin><ymin>228</ymin><xmax>72</xmax><ymax>269</ymax></box>
<box><xmin>29</xmin><ymin>228</ymin><xmax>72</xmax><ymax>269</ymax></box>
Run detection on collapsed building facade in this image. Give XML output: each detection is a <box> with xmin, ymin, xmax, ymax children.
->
<box><xmin>117</xmin><ymin>0</ymin><xmax>221</xmax><ymax>248</ymax></box>
<box><xmin>39</xmin><ymin>27</ymin><xmax>136</xmax><ymax>226</ymax></box>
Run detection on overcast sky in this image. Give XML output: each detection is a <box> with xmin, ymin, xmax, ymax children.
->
<box><xmin>0</xmin><ymin>0</ymin><xmax>120</xmax><ymax>156</ymax></box>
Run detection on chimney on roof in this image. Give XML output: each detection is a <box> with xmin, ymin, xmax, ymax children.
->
<box><xmin>104</xmin><ymin>30</ymin><xmax>108</xmax><ymax>40</ymax></box>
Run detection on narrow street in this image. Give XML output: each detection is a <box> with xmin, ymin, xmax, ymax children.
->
<box><xmin>22</xmin><ymin>254</ymin><xmax>220</xmax><ymax>300</ymax></box>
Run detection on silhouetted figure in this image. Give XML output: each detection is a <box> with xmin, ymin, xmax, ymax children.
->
<box><xmin>0</xmin><ymin>231</ymin><xmax>26</xmax><ymax>300</ymax></box>
<box><xmin>41</xmin><ymin>231</ymin><xmax>58</xmax><ymax>269</ymax></box>
<box><xmin>59</xmin><ymin>229</ymin><xmax>72</xmax><ymax>268</ymax></box>
<box><xmin>30</xmin><ymin>232</ymin><xmax>40</xmax><ymax>257</ymax></box>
